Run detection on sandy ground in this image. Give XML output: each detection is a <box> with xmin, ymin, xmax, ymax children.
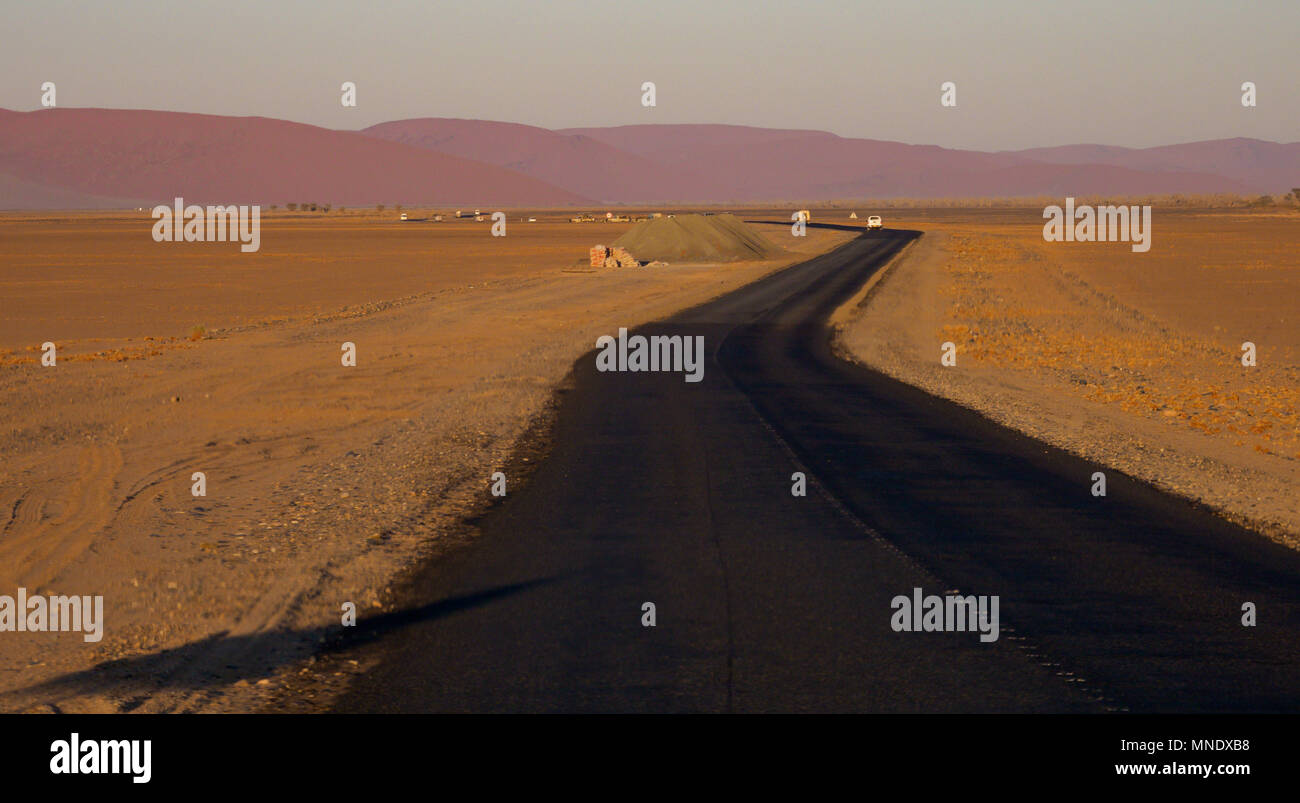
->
<box><xmin>0</xmin><ymin>212</ymin><xmax>853</xmax><ymax>713</ymax></box>
<box><xmin>836</xmin><ymin>209</ymin><xmax>1299</xmax><ymax>548</ymax></box>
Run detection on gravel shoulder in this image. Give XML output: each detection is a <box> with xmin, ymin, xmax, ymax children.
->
<box><xmin>834</xmin><ymin>227</ymin><xmax>1300</xmax><ymax>551</ymax></box>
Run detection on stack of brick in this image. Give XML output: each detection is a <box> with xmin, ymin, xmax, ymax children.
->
<box><xmin>610</xmin><ymin>246</ymin><xmax>640</xmax><ymax>268</ymax></box>
<box><xmin>590</xmin><ymin>244</ymin><xmax>641</xmax><ymax>268</ymax></box>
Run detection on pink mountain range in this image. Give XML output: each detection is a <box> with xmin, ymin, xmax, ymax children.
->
<box><xmin>1</xmin><ymin>108</ymin><xmax>1294</xmax><ymax>209</ymax></box>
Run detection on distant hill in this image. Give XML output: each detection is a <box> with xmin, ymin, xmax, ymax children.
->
<box><xmin>2</xmin><ymin>108</ymin><xmax>1293</xmax><ymax>209</ymax></box>
<box><xmin>361</xmin><ymin>118</ymin><xmax>677</xmax><ymax>203</ymax></box>
<box><xmin>558</xmin><ymin>124</ymin><xmax>1260</xmax><ymax>200</ymax></box>
<box><xmin>0</xmin><ymin>108</ymin><xmax>590</xmax><ymax>209</ymax></box>
<box><xmin>387</xmin><ymin>119</ymin><xmax>1271</xmax><ymax>201</ymax></box>
<box><xmin>1010</xmin><ymin>138</ymin><xmax>1300</xmax><ymax>192</ymax></box>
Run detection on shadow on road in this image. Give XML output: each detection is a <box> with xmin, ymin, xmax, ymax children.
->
<box><xmin>1</xmin><ymin>578</ymin><xmax>554</xmax><ymax>711</ymax></box>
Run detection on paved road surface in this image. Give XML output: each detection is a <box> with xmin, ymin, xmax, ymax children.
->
<box><xmin>333</xmin><ymin>226</ymin><xmax>1300</xmax><ymax>713</ymax></box>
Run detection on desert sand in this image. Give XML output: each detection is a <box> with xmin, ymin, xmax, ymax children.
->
<box><xmin>5</xmin><ymin>203</ymin><xmax>1295</xmax><ymax>714</ymax></box>
<box><xmin>0</xmin><ymin>211</ymin><xmax>854</xmax><ymax>713</ymax></box>
<box><xmin>837</xmin><ymin>208</ymin><xmax>1300</xmax><ymax>546</ymax></box>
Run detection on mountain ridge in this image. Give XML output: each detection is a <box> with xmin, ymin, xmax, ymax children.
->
<box><xmin>1</xmin><ymin>108</ymin><xmax>1291</xmax><ymax>209</ymax></box>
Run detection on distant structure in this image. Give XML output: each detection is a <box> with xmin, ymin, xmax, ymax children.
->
<box><xmin>591</xmin><ymin>244</ymin><xmax>640</xmax><ymax>269</ymax></box>
<box><xmin>849</xmin><ymin>212</ymin><xmax>858</xmax><ymax>219</ymax></box>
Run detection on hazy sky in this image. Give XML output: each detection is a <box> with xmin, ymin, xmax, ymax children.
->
<box><xmin>4</xmin><ymin>0</ymin><xmax>1297</xmax><ymax>150</ymax></box>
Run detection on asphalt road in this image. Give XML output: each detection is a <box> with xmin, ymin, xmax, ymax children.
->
<box><xmin>332</xmin><ymin>226</ymin><xmax>1300</xmax><ymax>713</ymax></box>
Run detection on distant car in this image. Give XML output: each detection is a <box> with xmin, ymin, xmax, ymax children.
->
<box><xmin>400</xmin><ymin>213</ymin><xmax>407</xmax><ymax>220</ymax></box>
<box><xmin>866</xmin><ymin>215</ymin><xmax>883</xmax><ymax>229</ymax></box>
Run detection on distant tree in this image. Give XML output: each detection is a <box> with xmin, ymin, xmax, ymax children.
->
<box><xmin>309</xmin><ymin>203</ymin><xmax>318</xmax><ymax>212</ymax></box>
<box><xmin>377</xmin><ymin>204</ymin><xmax>385</xmax><ymax>212</ymax></box>
<box><xmin>286</xmin><ymin>203</ymin><xmax>298</xmax><ymax>211</ymax></box>
<box><xmin>270</xmin><ymin>204</ymin><xmax>278</xmax><ymax>211</ymax></box>
<box><xmin>322</xmin><ymin>203</ymin><xmax>331</xmax><ymax>212</ymax></box>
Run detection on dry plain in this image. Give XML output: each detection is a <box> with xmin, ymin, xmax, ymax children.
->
<box><xmin>837</xmin><ymin>207</ymin><xmax>1300</xmax><ymax>545</ymax></box>
<box><xmin>0</xmin><ymin>210</ymin><xmax>853</xmax><ymax>713</ymax></box>
<box><xmin>2</xmin><ymin>205</ymin><xmax>1296</xmax><ymax>714</ymax></box>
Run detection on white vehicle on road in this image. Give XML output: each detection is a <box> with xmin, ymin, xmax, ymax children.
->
<box><xmin>866</xmin><ymin>215</ymin><xmax>883</xmax><ymax>229</ymax></box>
